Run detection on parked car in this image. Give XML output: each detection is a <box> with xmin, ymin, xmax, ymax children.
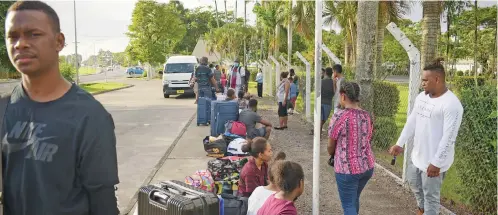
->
<box><xmin>126</xmin><ymin>67</ymin><xmax>144</xmax><ymax>78</ymax></box>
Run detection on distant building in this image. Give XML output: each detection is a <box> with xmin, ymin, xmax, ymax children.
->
<box><xmin>192</xmin><ymin>37</ymin><xmax>222</xmax><ymax>63</ymax></box>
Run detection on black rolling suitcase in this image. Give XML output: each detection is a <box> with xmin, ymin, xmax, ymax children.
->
<box><xmin>138</xmin><ymin>180</ymin><xmax>220</xmax><ymax>215</ymax></box>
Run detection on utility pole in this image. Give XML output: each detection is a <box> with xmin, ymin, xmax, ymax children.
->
<box><xmin>224</xmin><ymin>0</ymin><xmax>228</xmax><ymax>21</ymax></box>
<box><xmin>73</xmin><ymin>0</ymin><xmax>79</xmax><ymax>85</ymax></box>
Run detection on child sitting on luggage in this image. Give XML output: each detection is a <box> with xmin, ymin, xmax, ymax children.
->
<box><xmin>225</xmin><ymin>88</ymin><xmax>236</xmax><ymax>101</ymax></box>
<box><xmin>247</xmin><ymin>152</ymin><xmax>286</xmax><ymax>215</ymax></box>
<box><xmin>288</xmin><ymin>77</ymin><xmax>298</xmax><ymax>115</ymax></box>
<box><xmin>238</xmin><ymin>90</ymin><xmax>248</xmax><ymax>110</ymax></box>
<box><xmin>256</xmin><ymin>161</ymin><xmax>304</xmax><ymax>215</ymax></box>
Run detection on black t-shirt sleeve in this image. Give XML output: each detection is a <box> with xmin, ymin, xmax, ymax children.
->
<box><xmin>78</xmin><ymin>112</ymin><xmax>120</xmax><ymax>215</ymax></box>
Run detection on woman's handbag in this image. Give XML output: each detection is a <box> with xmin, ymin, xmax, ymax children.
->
<box><xmin>327</xmin><ymin>156</ymin><xmax>334</xmax><ymax>167</ymax></box>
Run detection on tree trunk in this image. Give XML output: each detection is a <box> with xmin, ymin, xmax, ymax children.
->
<box><xmin>287</xmin><ymin>0</ymin><xmax>292</xmax><ymax>65</ymax></box>
<box><xmin>214</xmin><ymin>0</ymin><xmax>220</xmax><ymax>28</ymax></box>
<box><xmin>344</xmin><ymin>40</ymin><xmax>349</xmax><ymax>65</ymax></box>
<box><xmin>349</xmin><ymin>19</ymin><xmax>357</xmax><ymax>66</ymax></box>
<box><xmin>421</xmin><ymin>1</ymin><xmax>441</xmax><ymax>71</ymax></box>
<box><xmin>275</xmin><ymin>25</ymin><xmax>280</xmax><ymax>59</ymax></box>
<box><xmin>473</xmin><ymin>0</ymin><xmax>478</xmax><ymax>84</ymax></box>
<box><xmin>375</xmin><ymin>7</ymin><xmax>387</xmax><ymax>80</ymax></box>
<box><xmin>355</xmin><ymin>1</ymin><xmax>378</xmax><ymax>113</ymax></box>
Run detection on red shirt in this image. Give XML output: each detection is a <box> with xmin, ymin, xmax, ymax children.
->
<box><xmin>257</xmin><ymin>194</ymin><xmax>298</xmax><ymax>215</ymax></box>
<box><xmin>238</xmin><ymin>158</ymin><xmax>268</xmax><ymax>197</ymax></box>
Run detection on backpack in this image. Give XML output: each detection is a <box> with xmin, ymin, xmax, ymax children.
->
<box><xmin>225</xmin><ymin>121</ymin><xmax>246</xmax><ymax>137</ymax></box>
<box><xmin>203</xmin><ymin>136</ymin><xmax>227</xmax><ymax>157</ymax></box>
<box><xmin>220</xmin><ymin>193</ymin><xmax>249</xmax><ymax>215</ymax></box>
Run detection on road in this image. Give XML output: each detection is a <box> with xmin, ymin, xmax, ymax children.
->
<box><xmin>0</xmin><ymin>68</ymin><xmax>126</xmax><ymax>93</ymax></box>
<box><xmin>93</xmin><ymin>79</ymin><xmax>196</xmax><ymax>213</ymax></box>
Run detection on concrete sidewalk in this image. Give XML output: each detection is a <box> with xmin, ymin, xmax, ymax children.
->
<box><xmin>128</xmin><ymin>113</ymin><xmax>213</xmax><ymax>214</ymax></box>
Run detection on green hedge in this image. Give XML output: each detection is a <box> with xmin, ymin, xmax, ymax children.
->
<box><xmin>455</xmin><ymin>83</ymin><xmax>497</xmax><ymax>213</ymax></box>
<box><xmin>60</xmin><ymin>62</ymin><xmax>76</xmax><ymax>82</ymax></box>
<box><xmin>452</xmin><ymin>76</ymin><xmax>487</xmax><ymax>93</ymax></box>
<box><xmin>372</xmin><ymin>116</ymin><xmax>398</xmax><ymax>150</ymax></box>
<box><xmin>373</xmin><ymin>81</ymin><xmax>400</xmax><ymax>118</ymax></box>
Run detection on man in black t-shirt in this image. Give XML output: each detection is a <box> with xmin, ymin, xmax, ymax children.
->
<box><xmin>2</xmin><ymin>2</ymin><xmax>119</xmax><ymax>214</ymax></box>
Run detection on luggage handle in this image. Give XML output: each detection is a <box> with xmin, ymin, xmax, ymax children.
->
<box><xmin>161</xmin><ymin>181</ymin><xmax>210</xmax><ymax>215</ymax></box>
<box><xmin>149</xmin><ymin>189</ymin><xmax>171</xmax><ymax>206</ymax></box>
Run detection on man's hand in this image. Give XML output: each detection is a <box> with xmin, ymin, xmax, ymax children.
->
<box><xmin>427</xmin><ymin>164</ymin><xmax>440</xmax><ymax>177</ymax></box>
<box><xmin>388</xmin><ymin>145</ymin><xmax>403</xmax><ymax>156</ymax></box>
<box><xmin>283</xmin><ymin>100</ymin><xmax>287</xmax><ymax>106</ymax></box>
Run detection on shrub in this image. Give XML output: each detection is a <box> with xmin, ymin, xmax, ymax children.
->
<box><xmin>452</xmin><ymin>76</ymin><xmax>486</xmax><ymax>93</ymax></box>
<box><xmin>60</xmin><ymin>62</ymin><xmax>75</xmax><ymax>82</ymax></box>
<box><xmin>371</xmin><ymin>116</ymin><xmax>397</xmax><ymax>150</ymax></box>
<box><xmin>373</xmin><ymin>81</ymin><xmax>400</xmax><ymax>118</ymax></box>
<box><xmin>455</xmin><ymin>83</ymin><xmax>497</xmax><ymax>212</ymax></box>
<box><xmin>456</xmin><ymin>71</ymin><xmax>464</xmax><ymax>76</ymax></box>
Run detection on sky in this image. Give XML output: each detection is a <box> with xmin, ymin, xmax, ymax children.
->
<box><xmin>48</xmin><ymin>0</ymin><xmax>497</xmax><ymax>61</ymax></box>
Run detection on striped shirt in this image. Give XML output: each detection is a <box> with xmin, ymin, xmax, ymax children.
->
<box><xmin>328</xmin><ymin>108</ymin><xmax>375</xmax><ymax>174</ymax></box>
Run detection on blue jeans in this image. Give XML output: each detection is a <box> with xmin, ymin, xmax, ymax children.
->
<box><xmin>335</xmin><ymin>168</ymin><xmax>374</xmax><ymax>215</ymax></box>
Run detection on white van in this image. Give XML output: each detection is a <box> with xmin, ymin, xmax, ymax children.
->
<box><xmin>161</xmin><ymin>55</ymin><xmax>198</xmax><ymax>98</ymax></box>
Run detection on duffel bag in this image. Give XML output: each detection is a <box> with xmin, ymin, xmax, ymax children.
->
<box><xmin>220</xmin><ymin>193</ymin><xmax>248</xmax><ymax>215</ymax></box>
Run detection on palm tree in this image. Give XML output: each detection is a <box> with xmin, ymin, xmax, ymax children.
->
<box><xmin>355</xmin><ymin>1</ymin><xmax>378</xmax><ymax>112</ymax></box>
<box><xmin>292</xmin><ymin>1</ymin><xmax>314</xmax><ymax>40</ymax></box>
<box><xmin>324</xmin><ymin>1</ymin><xmax>358</xmax><ymax>66</ymax></box>
<box><xmin>375</xmin><ymin>1</ymin><xmax>410</xmax><ymax>79</ymax></box>
<box><xmin>421</xmin><ymin>1</ymin><xmax>444</xmax><ymax>70</ymax></box>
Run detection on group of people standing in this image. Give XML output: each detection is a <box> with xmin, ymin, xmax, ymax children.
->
<box><xmin>191</xmin><ymin>58</ymin><xmax>253</xmax><ymax>104</ymax></box>
<box><xmin>241</xmin><ymin>59</ymin><xmax>463</xmax><ymax>215</ymax></box>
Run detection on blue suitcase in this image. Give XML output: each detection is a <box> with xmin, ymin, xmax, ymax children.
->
<box><xmin>197</xmin><ymin>97</ymin><xmax>212</xmax><ymax>126</ymax></box>
<box><xmin>210</xmin><ymin>101</ymin><xmax>239</xmax><ymax>136</ymax></box>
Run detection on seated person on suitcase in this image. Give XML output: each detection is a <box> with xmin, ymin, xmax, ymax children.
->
<box><xmin>238</xmin><ymin>138</ymin><xmax>273</xmax><ymax>197</ymax></box>
<box><xmin>238</xmin><ymin>90</ymin><xmax>248</xmax><ymax>110</ymax></box>
<box><xmin>225</xmin><ymin>88</ymin><xmax>237</xmax><ymax>101</ymax></box>
<box><xmin>257</xmin><ymin>161</ymin><xmax>304</xmax><ymax>215</ymax></box>
<box><xmin>239</xmin><ymin>99</ymin><xmax>272</xmax><ymax>141</ymax></box>
<box><xmin>247</xmin><ymin>152</ymin><xmax>286</xmax><ymax>215</ymax></box>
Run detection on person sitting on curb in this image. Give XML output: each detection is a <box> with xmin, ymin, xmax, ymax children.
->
<box><xmin>239</xmin><ymin>137</ymin><xmax>273</xmax><ymax>197</ymax></box>
<box><xmin>239</xmin><ymin>99</ymin><xmax>272</xmax><ymax>142</ymax></box>
<box><xmin>257</xmin><ymin>161</ymin><xmax>304</xmax><ymax>215</ymax></box>
<box><xmin>247</xmin><ymin>152</ymin><xmax>287</xmax><ymax>215</ymax></box>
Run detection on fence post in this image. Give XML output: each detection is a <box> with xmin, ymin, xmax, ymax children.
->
<box><xmin>386</xmin><ymin>22</ymin><xmax>421</xmax><ymax>184</ymax></box>
<box><xmin>312</xmin><ymin>0</ymin><xmax>323</xmax><ymax>214</ymax></box>
<box><xmin>263</xmin><ymin>59</ymin><xmax>272</xmax><ymax>97</ymax></box>
<box><xmin>279</xmin><ymin>55</ymin><xmax>291</xmax><ymax>71</ymax></box>
<box><xmin>296</xmin><ymin>51</ymin><xmax>311</xmax><ymax>123</ymax></box>
<box><xmin>269</xmin><ymin>56</ymin><xmax>280</xmax><ymax>99</ymax></box>
<box><xmin>321</xmin><ymin>44</ymin><xmax>342</xmax><ymax>65</ymax></box>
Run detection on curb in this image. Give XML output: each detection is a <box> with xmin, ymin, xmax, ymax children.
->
<box><xmin>121</xmin><ymin>112</ymin><xmax>196</xmax><ymax>215</ymax></box>
<box><xmin>90</xmin><ymin>84</ymin><xmax>134</xmax><ymax>96</ymax></box>
<box><xmin>374</xmin><ymin>163</ymin><xmax>456</xmax><ymax>215</ymax></box>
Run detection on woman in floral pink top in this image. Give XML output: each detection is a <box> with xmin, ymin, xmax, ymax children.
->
<box><xmin>328</xmin><ymin>81</ymin><xmax>375</xmax><ymax>215</ymax></box>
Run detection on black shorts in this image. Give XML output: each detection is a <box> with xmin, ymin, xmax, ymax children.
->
<box><xmin>278</xmin><ymin>102</ymin><xmax>288</xmax><ymax>117</ymax></box>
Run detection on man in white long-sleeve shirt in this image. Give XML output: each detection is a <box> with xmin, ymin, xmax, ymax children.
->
<box><xmin>389</xmin><ymin>60</ymin><xmax>463</xmax><ymax>215</ymax></box>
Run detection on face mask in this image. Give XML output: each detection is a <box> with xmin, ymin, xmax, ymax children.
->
<box><xmin>234</xmin><ymin>63</ymin><xmax>239</xmax><ymax>67</ymax></box>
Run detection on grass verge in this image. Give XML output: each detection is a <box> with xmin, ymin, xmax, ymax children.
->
<box><xmin>80</xmin><ymin>82</ymin><xmax>129</xmax><ymax>94</ymax></box>
<box><xmin>79</xmin><ymin>67</ymin><xmax>97</xmax><ymax>76</ymax></box>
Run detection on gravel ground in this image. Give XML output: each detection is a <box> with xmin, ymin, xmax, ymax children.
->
<box><xmin>257</xmin><ymin>97</ymin><xmax>419</xmax><ymax>215</ymax></box>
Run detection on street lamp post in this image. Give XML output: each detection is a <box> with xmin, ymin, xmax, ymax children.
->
<box><xmin>73</xmin><ymin>0</ymin><xmax>79</xmax><ymax>85</ymax></box>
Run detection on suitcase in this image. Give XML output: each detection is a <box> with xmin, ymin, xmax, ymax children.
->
<box><xmin>197</xmin><ymin>97</ymin><xmax>212</xmax><ymax>126</ymax></box>
<box><xmin>138</xmin><ymin>180</ymin><xmax>219</xmax><ymax>215</ymax></box>
<box><xmin>210</xmin><ymin>101</ymin><xmax>239</xmax><ymax>136</ymax></box>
